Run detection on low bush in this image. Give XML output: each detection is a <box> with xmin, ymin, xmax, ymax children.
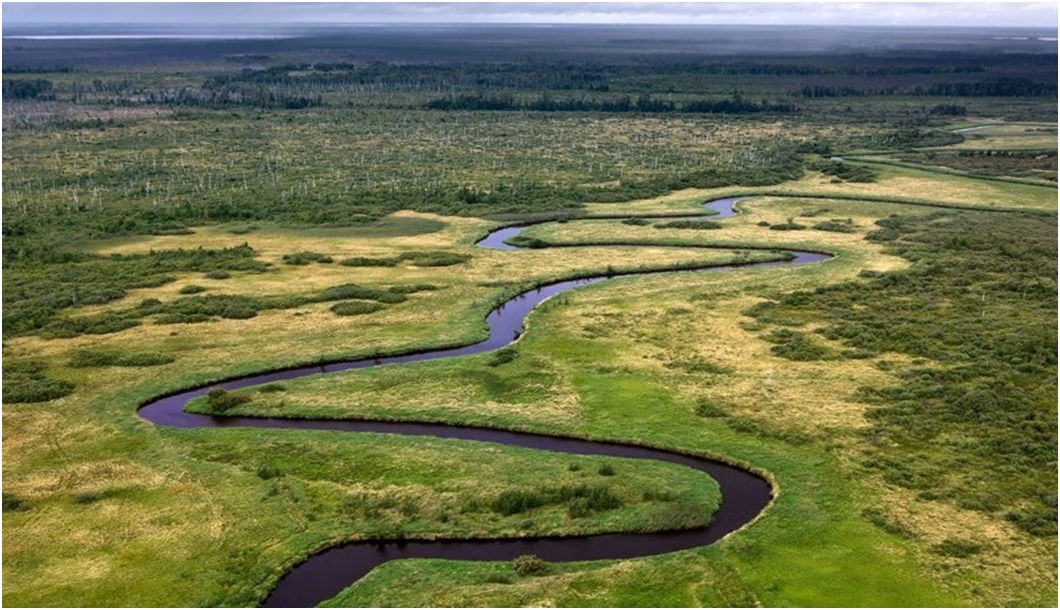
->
<box><xmin>513</xmin><ymin>554</ymin><xmax>550</xmax><ymax>577</ymax></box>
<box><xmin>256</xmin><ymin>383</ymin><xmax>286</xmax><ymax>393</ymax></box>
<box><xmin>330</xmin><ymin>301</ymin><xmax>386</xmax><ymax>316</ymax></box>
<box><xmin>764</xmin><ymin>329</ymin><xmax>834</xmax><ymax>361</ymax></box>
<box><xmin>206</xmin><ymin>389</ymin><xmax>251</xmax><ymax>412</ymax></box>
<box><xmin>567</xmin><ymin>497</ymin><xmax>593</xmax><ymax>518</ymax></box>
<box><xmin>597</xmin><ymin>464</ymin><xmax>616</xmax><ymax>476</ymax></box>
<box><xmin>204</xmin><ymin>270</ymin><xmax>231</xmax><ymax>280</ymax></box>
<box><xmin>339</xmin><ymin>256</ymin><xmax>401</xmax><ymax>267</ymax></box>
<box><xmin>3</xmin><ymin>360</ymin><xmax>75</xmax><ymax>403</ymax></box>
<box><xmin>68</xmin><ymin>350</ymin><xmax>175</xmax><ymax>368</ymax></box>
<box><xmin>282</xmin><ymin>251</ymin><xmax>334</xmax><ymax>265</ymax></box>
<box><xmin>655</xmin><ymin>219</ymin><xmax>722</xmax><ymax>230</ymax></box>
<box><xmin>2</xmin><ymin>493</ymin><xmax>30</xmax><ymax>512</ymax></box>
<box><xmin>622</xmin><ymin>217</ymin><xmax>650</xmax><ymax>226</ymax></box>
<box><xmin>401</xmin><ymin>250</ymin><xmax>470</xmax><ymax>267</ymax></box>
<box><xmin>156</xmin><ymin>313</ymin><xmax>213</xmax><ymax>324</ymax></box>
<box><xmin>487</xmin><ymin>347</ymin><xmax>517</xmax><ymax>367</ymax></box>
<box><xmin>492</xmin><ymin>483</ymin><xmax>621</xmax><ymax>516</ymax></box>
<box><xmin>219</xmin><ymin>305</ymin><xmax>257</xmax><ymax>319</ymax></box>
<box><xmin>492</xmin><ymin>490</ymin><xmax>548</xmax><ymax>515</ymax></box>
<box><xmin>812</xmin><ymin>219</ymin><xmax>857</xmax><ymax>233</ymax></box>
<box><xmin>388</xmin><ymin>283</ymin><xmax>439</xmax><ymax>294</ymax></box>
<box><xmin>693</xmin><ymin>399</ymin><xmax>727</xmax><ymax>418</ymax></box>
<box><xmin>769</xmin><ymin>218</ymin><xmax>807</xmax><ymax>231</ymax></box>
<box><xmin>861</xmin><ymin>507</ymin><xmax>914</xmax><ymax>538</ymax></box>
<box><xmin>316</xmin><ymin>284</ymin><xmax>407</xmax><ymax>304</ymax></box>
<box><xmin>930</xmin><ymin>539</ymin><xmax>983</xmax><ymax>558</ymax></box>
<box><xmin>40</xmin><ymin>313</ymin><xmax>140</xmax><ymax>339</ymax></box>
<box><xmin>179</xmin><ymin>285</ymin><xmax>207</xmax><ymax>294</ymax></box>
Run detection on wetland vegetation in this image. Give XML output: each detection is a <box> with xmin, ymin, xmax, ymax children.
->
<box><xmin>2</xmin><ymin>23</ymin><xmax>1056</xmax><ymax>608</ymax></box>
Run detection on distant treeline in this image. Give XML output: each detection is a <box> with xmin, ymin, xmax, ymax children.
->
<box><xmin>2</xmin><ymin>79</ymin><xmax>55</xmax><ymax>100</ymax></box>
<box><xmin>795</xmin><ymin>78</ymin><xmax>1056</xmax><ymax>99</ymax></box>
<box><xmin>143</xmin><ymin>86</ymin><xmax>324</xmax><ymax>110</ymax></box>
<box><xmin>198</xmin><ymin>60</ymin><xmax>993</xmax><ymax>94</ymax></box>
<box><xmin>425</xmin><ymin>93</ymin><xmax>796</xmax><ymax>114</ymax></box>
<box><xmin>2</xmin><ymin>65</ymin><xmax>75</xmax><ymax>74</ymax></box>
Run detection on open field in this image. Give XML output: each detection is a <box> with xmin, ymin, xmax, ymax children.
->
<box><xmin>3</xmin><ymin>27</ymin><xmax>1056</xmax><ymax>609</ymax></box>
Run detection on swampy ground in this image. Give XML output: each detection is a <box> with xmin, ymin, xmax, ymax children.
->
<box><xmin>3</xmin><ymin>26</ymin><xmax>1057</xmax><ymax>608</ymax></box>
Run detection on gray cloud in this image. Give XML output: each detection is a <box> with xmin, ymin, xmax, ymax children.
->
<box><xmin>4</xmin><ymin>2</ymin><xmax>1057</xmax><ymax>27</ymax></box>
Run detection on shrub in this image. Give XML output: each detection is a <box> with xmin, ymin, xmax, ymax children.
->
<box><xmin>655</xmin><ymin>219</ymin><xmax>722</xmax><ymax>230</ymax></box>
<box><xmin>693</xmin><ymin>400</ymin><xmax>727</xmax><ymax>418</ymax></box>
<box><xmin>317</xmin><ymin>284</ymin><xmax>406</xmax><ymax>304</ymax></box>
<box><xmin>204</xmin><ymin>270</ymin><xmax>231</xmax><ymax>279</ymax></box>
<box><xmin>567</xmin><ymin>497</ymin><xmax>592</xmax><ymax>518</ymax></box>
<box><xmin>3</xmin><ymin>378</ymin><xmax>76</xmax><ymax>403</ymax></box>
<box><xmin>622</xmin><ymin>217</ymin><xmax>650</xmax><ymax>226</ymax></box>
<box><xmin>256</xmin><ymin>465</ymin><xmax>282</xmax><ymax>480</ymax></box>
<box><xmin>74</xmin><ymin>491</ymin><xmax>102</xmax><ymax>504</ymax></box>
<box><xmin>3</xmin><ymin>361</ymin><xmax>75</xmax><ymax>403</ymax></box>
<box><xmin>597</xmin><ymin>464</ymin><xmax>616</xmax><ymax>476</ymax></box>
<box><xmin>764</xmin><ymin>329</ymin><xmax>834</xmax><ymax>361</ymax></box>
<box><xmin>257</xmin><ymin>383</ymin><xmax>286</xmax><ymax>393</ymax></box>
<box><xmin>282</xmin><ymin>251</ymin><xmax>334</xmax><ymax>265</ymax></box>
<box><xmin>330</xmin><ymin>301</ymin><xmax>386</xmax><ymax>316</ymax></box>
<box><xmin>400</xmin><ymin>250</ymin><xmax>470</xmax><ymax>267</ymax></box>
<box><xmin>513</xmin><ymin>554</ymin><xmax>550</xmax><ymax>577</ymax></box>
<box><xmin>339</xmin><ymin>256</ymin><xmax>401</xmax><ymax>267</ymax></box>
<box><xmin>647</xmin><ymin>503</ymin><xmax>706</xmax><ymax>530</ymax></box>
<box><xmin>373</xmin><ymin>291</ymin><xmax>408</xmax><ymax>304</ymax></box>
<box><xmin>487</xmin><ymin>347</ymin><xmax>517</xmax><ymax>367</ymax></box>
<box><xmin>812</xmin><ymin>219</ymin><xmax>857</xmax><ymax>233</ymax></box>
<box><xmin>861</xmin><ymin>507</ymin><xmax>914</xmax><ymax>538</ymax></box>
<box><xmin>483</xmin><ymin>574</ymin><xmax>513</xmax><ymax>585</ymax></box>
<box><xmin>179</xmin><ymin>285</ymin><xmax>207</xmax><ymax>294</ymax></box>
<box><xmin>492</xmin><ymin>490</ymin><xmax>548</xmax><ymax>515</ymax></box>
<box><xmin>769</xmin><ymin>218</ymin><xmax>807</xmax><ymax>231</ymax></box>
<box><xmin>666</xmin><ymin>357</ymin><xmax>732</xmax><ymax>375</ymax></box>
<box><xmin>68</xmin><ymin>349</ymin><xmax>175</xmax><ymax>368</ymax></box>
<box><xmin>206</xmin><ymin>389</ymin><xmax>251</xmax><ymax>412</ymax></box>
<box><xmin>799</xmin><ymin>207</ymin><xmax>831</xmax><ymax>217</ymax></box>
<box><xmin>389</xmin><ymin>283</ymin><xmax>439</xmax><ymax>294</ymax></box>
<box><xmin>40</xmin><ymin>313</ymin><xmax>140</xmax><ymax>339</ymax></box>
<box><xmin>219</xmin><ymin>305</ymin><xmax>257</xmax><ymax>319</ymax></box>
<box><xmin>930</xmin><ymin>539</ymin><xmax>983</xmax><ymax>558</ymax></box>
<box><xmin>156</xmin><ymin>313</ymin><xmax>213</xmax><ymax>324</ymax></box>
<box><xmin>812</xmin><ymin>159</ymin><xmax>877</xmax><ymax>183</ymax></box>
<box><xmin>2</xmin><ymin>493</ymin><xmax>29</xmax><ymax>512</ymax></box>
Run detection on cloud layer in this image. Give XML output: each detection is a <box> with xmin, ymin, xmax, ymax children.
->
<box><xmin>4</xmin><ymin>2</ymin><xmax>1058</xmax><ymax>27</ymax></box>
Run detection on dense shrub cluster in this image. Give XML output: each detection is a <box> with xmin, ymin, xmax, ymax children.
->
<box><xmin>339</xmin><ymin>250</ymin><xmax>469</xmax><ymax>268</ymax></box>
<box><xmin>812</xmin><ymin>219</ymin><xmax>857</xmax><ymax>233</ymax></box>
<box><xmin>282</xmin><ymin>251</ymin><xmax>334</xmax><ymax>265</ymax></box>
<box><xmin>491</xmin><ymin>483</ymin><xmax>622</xmax><ymax>516</ymax></box>
<box><xmin>330</xmin><ymin>301</ymin><xmax>385</xmax><ymax>316</ymax></box>
<box><xmin>750</xmin><ymin>211</ymin><xmax>1058</xmax><ymax>536</ymax></box>
<box><xmin>654</xmin><ymin>219</ymin><xmax>722</xmax><ymax>230</ymax></box>
<box><xmin>67</xmin><ymin>349</ymin><xmax>175</xmax><ymax>368</ymax></box>
<box><xmin>811</xmin><ymin>159</ymin><xmax>877</xmax><ymax>183</ymax></box>
<box><xmin>2</xmin><ymin>360</ymin><xmax>75</xmax><ymax>403</ymax></box>
<box><xmin>3</xmin><ymin>245</ymin><xmax>268</xmax><ymax>337</ymax></box>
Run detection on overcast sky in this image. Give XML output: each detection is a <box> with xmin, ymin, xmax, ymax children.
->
<box><xmin>4</xmin><ymin>2</ymin><xmax>1058</xmax><ymax>28</ymax></box>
